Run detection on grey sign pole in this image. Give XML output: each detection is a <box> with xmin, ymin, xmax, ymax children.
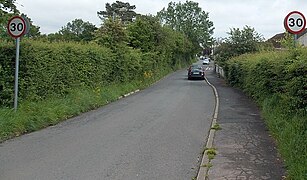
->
<box><xmin>294</xmin><ymin>34</ymin><xmax>298</xmax><ymax>47</ymax></box>
<box><xmin>14</xmin><ymin>37</ymin><xmax>20</xmax><ymax>111</ymax></box>
<box><xmin>8</xmin><ymin>16</ymin><xmax>26</xmax><ymax>111</ymax></box>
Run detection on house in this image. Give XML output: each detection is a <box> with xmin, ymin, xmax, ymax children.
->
<box><xmin>296</xmin><ymin>29</ymin><xmax>307</xmax><ymax>46</ymax></box>
<box><xmin>267</xmin><ymin>32</ymin><xmax>285</xmax><ymax>48</ymax></box>
<box><xmin>268</xmin><ymin>29</ymin><xmax>307</xmax><ymax>48</ymax></box>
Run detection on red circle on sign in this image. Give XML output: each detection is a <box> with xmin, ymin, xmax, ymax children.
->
<box><xmin>284</xmin><ymin>11</ymin><xmax>306</xmax><ymax>34</ymax></box>
<box><xmin>7</xmin><ymin>16</ymin><xmax>26</xmax><ymax>38</ymax></box>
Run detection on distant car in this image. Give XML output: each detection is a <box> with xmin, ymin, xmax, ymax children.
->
<box><xmin>188</xmin><ymin>65</ymin><xmax>205</xmax><ymax>80</ymax></box>
<box><xmin>202</xmin><ymin>58</ymin><xmax>210</xmax><ymax>65</ymax></box>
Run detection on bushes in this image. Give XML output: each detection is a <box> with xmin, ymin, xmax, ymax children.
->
<box><xmin>224</xmin><ymin>49</ymin><xmax>307</xmax><ymax>178</ymax></box>
<box><xmin>0</xmin><ymin>26</ymin><xmax>193</xmax><ymax>108</ymax></box>
<box><xmin>0</xmin><ymin>31</ymin><xmax>193</xmax><ymax>142</ymax></box>
<box><xmin>0</xmin><ymin>40</ymin><xmax>15</xmax><ymax>106</ymax></box>
<box><xmin>225</xmin><ymin>50</ymin><xmax>306</xmax><ymax>113</ymax></box>
<box><xmin>0</xmin><ymin>13</ymin><xmax>196</xmax><ymax>144</ymax></box>
<box><xmin>0</xmin><ymin>40</ymin><xmax>114</xmax><ymax>106</ymax></box>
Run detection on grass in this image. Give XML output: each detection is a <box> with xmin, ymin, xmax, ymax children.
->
<box><xmin>201</xmin><ymin>163</ymin><xmax>213</xmax><ymax>168</ymax></box>
<box><xmin>206</xmin><ymin>148</ymin><xmax>217</xmax><ymax>160</ymax></box>
<box><xmin>211</xmin><ymin>123</ymin><xmax>222</xmax><ymax>130</ymax></box>
<box><xmin>0</xmin><ymin>70</ymin><xmax>171</xmax><ymax>143</ymax></box>
<box><xmin>262</xmin><ymin>95</ymin><xmax>307</xmax><ymax>179</ymax></box>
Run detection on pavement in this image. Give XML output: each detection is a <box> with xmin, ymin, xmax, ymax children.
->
<box><xmin>198</xmin><ymin>69</ymin><xmax>286</xmax><ymax>180</ymax></box>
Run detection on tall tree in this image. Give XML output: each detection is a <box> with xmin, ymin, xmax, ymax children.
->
<box><xmin>157</xmin><ymin>1</ymin><xmax>214</xmax><ymax>49</ymax></box>
<box><xmin>97</xmin><ymin>1</ymin><xmax>137</xmax><ymax>23</ymax></box>
<box><xmin>59</xmin><ymin>19</ymin><xmax>97</xmax><ymax>42</ymax></box>
<box><xmin>215</xmin><ymin>26</ymin><xmax>264</xmax><ymax>65</ymax></box>
<box><xmin>226</xmin><ymin>26</ymin><xmax>263</xmax><ymax>55</ymax></box>
<box><xmin>127</xmin><ymin>15</ymin><xmax>162</xmax><ymax>52</ymax></box>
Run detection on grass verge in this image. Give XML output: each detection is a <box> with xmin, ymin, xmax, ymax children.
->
<box><xmin>262</xmin><ymin>95</ymin><xmax>307</xmax><ymax>179</ymax></box>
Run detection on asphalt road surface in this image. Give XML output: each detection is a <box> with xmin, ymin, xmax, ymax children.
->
<box><xmin>0</xmin><ymin>68</ymin><xmax>215</xmax><ymax>180</ymax></box>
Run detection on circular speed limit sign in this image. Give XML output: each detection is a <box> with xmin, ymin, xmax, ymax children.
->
<box><xmin>284</xmin><ymin>11</ymin><xmax>306</xmax><ymax>34</ymax></box>
<box><xmin>7</xmin><ymin>16</ymin><xmax>26</xmax><ymax>38</ymax></box>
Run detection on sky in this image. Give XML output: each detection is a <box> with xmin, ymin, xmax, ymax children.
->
<box><xmin>15</xmin><ymin>0</ymin><xmax>307</xmax><ymax>40</ymax></box>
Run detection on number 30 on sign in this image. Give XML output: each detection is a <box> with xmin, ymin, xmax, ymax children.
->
<box><xmin>284</xmin><ymin>11</ymin><xmax>306</xmax><ymax>34</ymax></box>
<box><xmin>7</xmin><ymin>16</ymin><xmax>26</xmax><ymax>38</ymax></box>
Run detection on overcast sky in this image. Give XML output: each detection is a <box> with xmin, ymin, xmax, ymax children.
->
<box><xmin>16</xmin><ymin>0</ymin><xmax>307</xmax><ymax>39</ymax></box>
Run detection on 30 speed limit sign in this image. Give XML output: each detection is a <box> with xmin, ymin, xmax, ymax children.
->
<box><xmin>284</xmin><ymin>11</ymin><xmax>306</xmax><ymax>34</ymax></box>
<box><xmin>7</xmin><ymin>16</ymin><xmax>28</xmax><ymax>111</ymax></box>
<box><xmin>7</xmin><ymin>16</ymin><xmax>26</xmax><ymax>38</ymax></box>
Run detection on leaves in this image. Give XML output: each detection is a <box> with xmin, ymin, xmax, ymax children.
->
<box><xmin>94</xmin><ymin>18</ymin><xmax>128</xmax><ymax>48</ymax></box>
<box><xmin>97</xmin><ymin>1</ymin><xmax>137</xmax><ymax>23</ymax></box>
<box><xmin>215</xmin><ymin>26</ymin><xmax>264</xmax><ymax>66</ymax></box>
<box><xmin>157</xmin><ymin>1</ymin><xmax>214</xmax><ymax>49</ymax></box>
<box><xmin>58</xmin><ymin>19</ymin><xmax>97</xmax><ymax>42</ymax></box>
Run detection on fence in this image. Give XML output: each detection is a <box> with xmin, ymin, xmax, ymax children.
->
<box><xmin>214</xmin><ymin>63</ymin><xmax>225</xmax><ymax>78</ymax></box>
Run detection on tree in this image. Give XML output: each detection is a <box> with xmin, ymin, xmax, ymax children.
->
<box><xmin>0</xmin><ymin>0</ymin><xmax>18</xmax><ymax>38</ymax></box>
<box><xmin>94</xmin><ymin>18</ymin><xmax>127</xmax><ymax>48</ymax></box>
<box><xmin>1</xmin><ymin>2</ymin><xmax>40</xmax><ymax>39</ymax></box>
<box><xmin>157</xmin><ymin>1</ymin><xmax>214</xmax><ymax>49</ymax></box>
<box><xmin>226</xmin><ymin>26</ymin><xmax>263</xmax><ymax>54</ymax></box>
<box><xmin>127</xmin><ymin>15</ymin><xmax>163</xmax><ymax>52</ymax></box>
<box><xmin>58</xmin><ymin>19</ymin><xmax>97</xmax><ymax>42</ymax></box>
<box><xmin>21</xmin><ymin>14</ymin><xmax>41</xmax><ymax>38</ymax></box>
<box><xmin>97</xmin><ymin>1</ymin><xmax>137</xmax><ymax>23</ymax></box>
<box><xmin>215</xmin><ymin>26</ymin><xmax>264</xmax><ymax>65</ymax></box>
<box><xmin>0</xmin><ymin>0</ymin><xmax>18</xmax><ymax>17</ymax></box>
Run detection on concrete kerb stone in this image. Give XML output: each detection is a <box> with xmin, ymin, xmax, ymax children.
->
<box><xmin>196</xmin><ymin>76</ymin><xmax>219</xmax><ymax>180</ymax></box>
<box><xmin>118</xmin><ymin>89</ymin><xmax>140</xmax><ymax>100</ymax></box>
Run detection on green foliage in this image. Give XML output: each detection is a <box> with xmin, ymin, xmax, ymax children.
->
<box><xmin>215</xmin><ymin>26</ymin><xmax>264</xmax><ymax>66</ymax></box>
<box><xmin>224</xmin><ymin>49</ymin><xmax>307</xmax><ymax>178</ymax></box>
<box><xmin>95</xmin><ymin>18</ymin><xmax>128</xmax><ymax>48</ymax></box>
<box><xmin>58</xmin><ymin>19</ymin><xmax>97</xmax><ymax>42</ymax></box>
<box><xmin>0</xmin><ymin>13</ymin><xmax>195</xmax><ymax>108</ymax></box>
<box><xmin>281</xmin><ymin>32</ymin><xmax>298</xmax><ymax>49</ymax></box>
<box><xmin>0</xmin><ymin>40</ymin><xmax>112</xmax><ymax>106</ymax></box>
<box><xmin>157</xmin><ymin>0</ymin><xmax>214</xmax><ymax>49</ymax></box>
<box><xmin>127</xmin><ymin>15</ymin><xmax>161</xmax><ymax>52</ymax></box>
<box><xmin>1</xmin><ymin>0</ymin><xmax>18</xmax><ymax>39</ymax></box>
<box><xmin>97</xmin><ymin>1</ymin><xmax>137</xmax><ymax>23</ymax></box>
<box><xmin>206</xmin><ymin>148</ymin><xmax>217</xmax><ymax>160</ymax></box>
<box><xmin>0</xmin><ymin>0</ymin><xmax>17</xmax><ymax>13</ymax></box>
<box><xmin>0</xmin><ymin>11</ymin><xmax>195</xmax><ymax>147</ymax></box>
<box><xmin>21</xmin><ymin>13</ymin><xmax>41</xmax><ymax>38</ymax></box>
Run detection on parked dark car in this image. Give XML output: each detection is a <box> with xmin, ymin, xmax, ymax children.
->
<box><xmin>187</xmin><ymin>65</ymin><xmax>205</xmax><ymax>80</ymax></box>
<box><xmin>187</xmin><ymin>64</ymin><xmax>203</xmax><ymax>72</ymax></box>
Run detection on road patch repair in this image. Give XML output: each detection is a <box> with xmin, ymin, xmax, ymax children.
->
<box><xmin>197</xmin><ymin>71</ymin><xmax>285</xmax><ymax>179</ymax></box>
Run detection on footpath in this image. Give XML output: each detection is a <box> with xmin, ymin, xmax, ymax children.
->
<box><xmin>198</xmin><ymin>70</ymin><xmax>286</xmax><ymax>180</ymax></box>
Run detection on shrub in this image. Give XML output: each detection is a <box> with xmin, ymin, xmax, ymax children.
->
<box><xmin>224</xmin><ymin>49</ymin><xmax>307</xmax><ymax>178</ymax></box>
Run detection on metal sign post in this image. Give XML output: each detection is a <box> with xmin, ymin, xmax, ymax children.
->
<box><xmin>14</xmin><ymin>38</ymin><xmax>21</xmax><ymax>111</ymax></box>
<box><xmin>7</xmin><ymin>16</ymin><xmax>27</xmax><ymax>111</ymax></box>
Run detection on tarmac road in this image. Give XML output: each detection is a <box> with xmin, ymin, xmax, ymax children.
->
<box><xmin>0</xmin><ymin>69</ymin><xmax>215</xmax><ymax>180</ymax></box>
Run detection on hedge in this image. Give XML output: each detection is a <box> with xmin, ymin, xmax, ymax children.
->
<box><xmin>0</xmin><ymin>37</ymin><xmax>193</xmax><ymax>108</ymax></box>
<box><xmin>223</xmin><ymin>49</ymin><xmax>307</xmax><ymax>178</ymax></box>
